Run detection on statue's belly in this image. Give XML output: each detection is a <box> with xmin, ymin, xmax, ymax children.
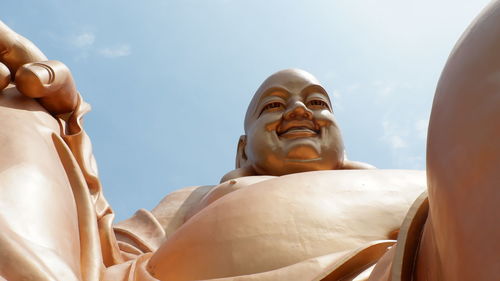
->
<box><xmin>150</xmin><ymin>170</ymin><xmax>425</xmax><ymax>280</ymax></box>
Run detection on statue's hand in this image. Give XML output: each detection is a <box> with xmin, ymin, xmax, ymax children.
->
<box><xmin>15</xmin><ymin>60</ymin><xmax>79</xmax><ymax>115</ymax></box>
<box><xmin>0</xmin><ymin>21</ymin><xmax>78</xmax><ymax>115</ymax></box>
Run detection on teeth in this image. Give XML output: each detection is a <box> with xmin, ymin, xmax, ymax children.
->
<box><xmin>289</xmin><ymin>128</ymin><xmax>311</xmax><ymax>131</ymax></box>
<box><xmin>289</xmin><ymin>127</ymin><xmax>312</xmax><ymax>130</ymax></box>
<box><xmin>278</xmin><ymin>124</ymin><xmax>319</xmax><ymax>136</ymax></box>
<box><xmin>283</xmin><ymin>127</ymin><xmax>317</xmax><ymax>134</ymax></box>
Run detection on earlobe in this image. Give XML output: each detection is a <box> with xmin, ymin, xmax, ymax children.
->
<box><xmin>236</xmin><ymin>135</ymin><xmax>247</xmax><ymax>168</ymax></box>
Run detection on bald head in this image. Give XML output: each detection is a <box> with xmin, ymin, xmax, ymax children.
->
<box><xmin>234</xmin><ymin>68</ymin><xmax>347</xmax><ymax>176</ymax></box>
<box><xmin>220</xmin><ymin>68</ymin><xmax>373</xmax><ymax>180</ymax></box>
<box><xmin>244</xmin><ymin>69</ymin><xmax>328</xmax><ymax>132</ymax></box>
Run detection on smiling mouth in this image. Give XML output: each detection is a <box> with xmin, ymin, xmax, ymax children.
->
<box><xmin>278</xmin><ymin>124</ymin><xmax>320</xmax><ymax>139</ymax></box>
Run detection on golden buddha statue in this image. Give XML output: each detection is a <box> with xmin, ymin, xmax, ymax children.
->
<box><xmin>111</xmin><ymin>68</ymin><xmax>425</xmax><ymax>280</ymax></box>
<box><xmin>0</xmin><ymin>1</ymin><xmax>499</xmax><ymax>280</ymax></box>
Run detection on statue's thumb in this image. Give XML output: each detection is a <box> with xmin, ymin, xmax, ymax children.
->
<box><xmin>15</xmin><ymin>60</ymin><xmax>78</xmax><ymax>115</ymax></box>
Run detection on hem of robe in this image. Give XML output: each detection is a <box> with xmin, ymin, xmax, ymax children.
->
<box><xmin>104</xmin><ymin>240</ymin><xmax>395</xmax><ymax>281</ymax></box>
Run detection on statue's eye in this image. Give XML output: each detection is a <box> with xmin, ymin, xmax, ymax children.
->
<box><xmin>307</xmin><ymin>99</ymin><xmax>329</xmax><ymax>110</ymax></box>
<box><xmin>261</xmin><ymin>102</ymin><xmax>285</xmax><ymax>114</ymax></box>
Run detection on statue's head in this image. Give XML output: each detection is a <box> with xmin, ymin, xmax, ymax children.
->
<box><xmin>235</xmin><ymin>69</ymin><xmax>345</xmax><ymax>176</ymax></box>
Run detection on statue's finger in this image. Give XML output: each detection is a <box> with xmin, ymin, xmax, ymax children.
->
<box><xmin>15</xmin><ymin>60</ymin><xmax>78</xmax><ymax>115</ymax></box>
<box><xmin>0</xmin><ymin>21</ymin><xmax>47</xmax><ymax>77</ymax></box>
<box><xmin>0</xmin><ymin>62</ymin><xmax>10</xmax><ymax>91</ymax></box>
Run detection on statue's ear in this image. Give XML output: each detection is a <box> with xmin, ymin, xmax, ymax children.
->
<box><xmin>235</xmin><ymin>135</ymin><xmax>248</xmax><ymax>169</ymax></box>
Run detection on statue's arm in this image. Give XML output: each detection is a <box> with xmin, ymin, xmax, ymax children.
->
<box><xmin>0</xmin><ymin>21</ymin><xmax>105</xmax><ymax>280</ymax></box>
<box><xmin>414</xmin><ymin>2</ymin><xmax>500</xmax><ymax>280</ymax></box>
<box><xmin>0</xmin><ymin>97</ymin><xmax>83</xmax><ymax>280</ymax></box>
<box><xmin>369</xmin><ymin>3</ymin><xmax>500</xmax><ymax>281</ymax></box>
<box><xmin>0</xmin><ymin>69</ymin><xmax>83</xmax><ymax>280</ymax></box>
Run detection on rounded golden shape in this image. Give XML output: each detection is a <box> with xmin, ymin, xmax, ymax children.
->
<box><xmin>243</xmin><ymin>69</ymin><xmax>345</xmax><ymax>176</ymax></box>
<box><xmin>15</xmin><ymin>62</ymin><xmax>54</xmax><ymax>98</ymax></box>
<box><xmin>0</xmin><ymin>62</ymin><xmax>11</xmax><ymax>91</ymax></box>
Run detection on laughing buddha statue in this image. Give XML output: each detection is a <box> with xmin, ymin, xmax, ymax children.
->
<box><xmin>0</xmin><ymin>1</ymin><xmax>499</xmax><ymax>280</ymax></box>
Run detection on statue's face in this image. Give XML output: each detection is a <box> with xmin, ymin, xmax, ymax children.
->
<box><xmin>243</xmin><ymin>69</ymin><xmax>345</xmax><ymax>176</ymax></box>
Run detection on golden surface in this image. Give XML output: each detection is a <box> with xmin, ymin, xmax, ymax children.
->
<box><xmin>0</xmin><ymin>1</ymin><xmax>499</xmax><ymax>280</ymax></box>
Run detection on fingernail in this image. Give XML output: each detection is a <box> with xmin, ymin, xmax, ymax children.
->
<box><xmin>26</xmin><ymin>63</ymin><xmax>55</xmax><ymax>84</ymax></box>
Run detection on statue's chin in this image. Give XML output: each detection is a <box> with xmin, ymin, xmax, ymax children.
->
<box><xmin>285</xmin><ymin>145</ymin><xmax>320</xmax><ymax>160</ymax></box>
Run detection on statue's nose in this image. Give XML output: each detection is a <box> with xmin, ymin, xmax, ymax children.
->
<box><xmin>284</xmin><ymin>101</ymin><xmax>313</xmax><ymax>120</ymax></box>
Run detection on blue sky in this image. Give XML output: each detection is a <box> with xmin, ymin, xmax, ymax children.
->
<box><xmin>2</xmin><ymin>0</ymin><xmax>490</xmax><ymax>221</ymax></box>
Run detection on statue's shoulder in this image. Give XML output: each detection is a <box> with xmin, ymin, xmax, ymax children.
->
<box><xmin>150</xmin><ymin>185</ymin><xmax>214</xmax><ymax>234</ymax></box>
<box><xmin>256</xmin><ymin>169</ymin><xmax>426</xmax><ymax>192</ymax></box>
<box><xmin>115</xmin><ymin>175</ymin><xmax>278</xmax><ymax>251</ymax></box>
<box><xmin>113</xmin><ymin>185</ymin><xmax>214</xmax><ymax>253</ymax></box>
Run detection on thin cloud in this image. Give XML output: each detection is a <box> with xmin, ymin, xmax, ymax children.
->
<box><xmin>373</xmin><ymin>80</ymin><xmax>397</xmax><ymax>98</ymax></box>
<box><xmin>99</xmin><ymin>44</ymin><xmax>131</xmax><ymax>58</ymax></box>
<box><xmin>389</xmin><ymin>135</ymin><xmax>407</xmax><ymax>149</ymax></box>
<box><xmin>380</xmin><ymin>119</ymin><xmax>427</xmax><ymax>169</ymax></box>
<box><xmin>379</xmin><ymin>85</ymin><xmax>394</xmax><ymax>97</ymax></box>
<box><xmin>72</xmin><ymin>32</ymin><xmax>95</xmax><ymax>48</ymax></box>
<box><xmin>381</xmin><ymin>120</ymin><xmax>408</xmax><ymax>149</ymax></box>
